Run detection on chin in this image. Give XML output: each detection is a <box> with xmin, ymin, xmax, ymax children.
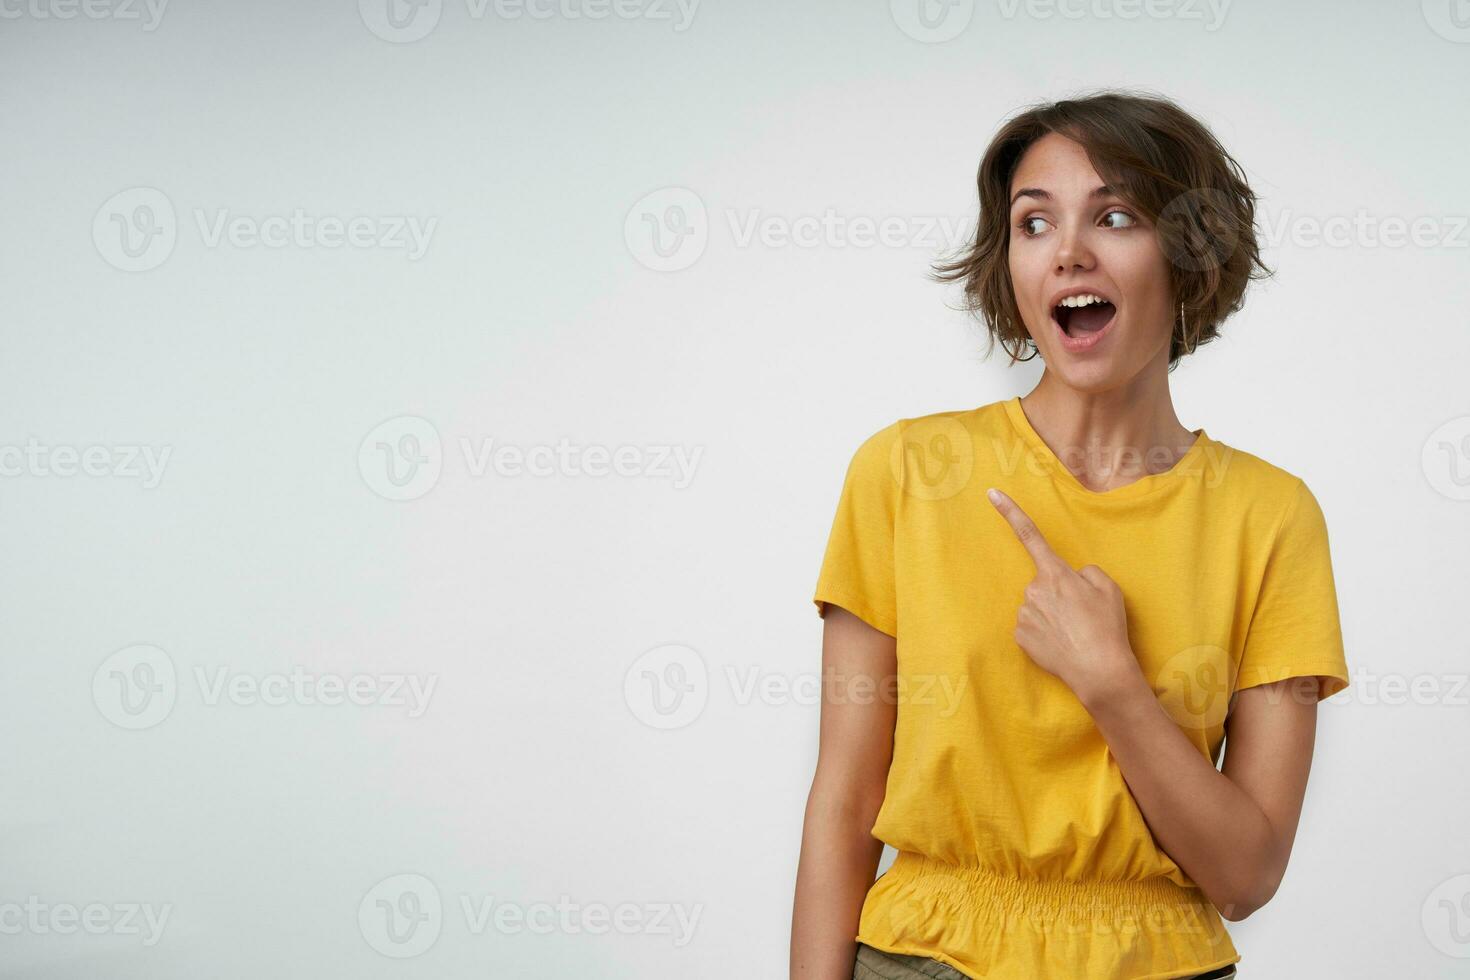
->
<box><xmin>1036</xmin><ymin>340</ymin><xmax>1128</xmax><ymax>386</ymax></box>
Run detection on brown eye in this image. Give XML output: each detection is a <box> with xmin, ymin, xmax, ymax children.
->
<box><xmin>1102</xmin><ymin>209</ymin><xmax>1136</xmax><ymax>229</ymax></box>
<box><xmin>1018</xmin><ymin>216</ymin><xmax>1049</xmax><ymax>237</ymax></box>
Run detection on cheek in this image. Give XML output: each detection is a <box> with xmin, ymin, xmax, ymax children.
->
<box><xmin>1006</xmin><ymin>243</ymin><xmax>1024</xmax><ymax>286</ymax></box>
<box><xmin>1007</xmin><ymin>243</ymin><xmax>1046</xmax><ymax>305</ymax></box>
<box><xmin>1113</xmin><ymin>244</ymin><xmax>1175</xmax><ymax>321</ymax></box>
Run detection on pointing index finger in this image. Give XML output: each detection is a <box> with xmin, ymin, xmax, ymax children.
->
<box><xmin>986</xmin><ymin>487</ymin><xmax>1062</xmax><ymax>571</ymax></box>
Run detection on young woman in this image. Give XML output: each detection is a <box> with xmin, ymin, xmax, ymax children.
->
<box><xmin>790</xmin><ymin>91</ymin><xmax>1350</xmax><ymax>979</ymax></box>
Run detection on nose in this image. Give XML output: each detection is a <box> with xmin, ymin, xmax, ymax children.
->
<box><xmin>1053</xmin><ymin>222</ymin><xmax>1097</xmax><ymax>273</ymax></box>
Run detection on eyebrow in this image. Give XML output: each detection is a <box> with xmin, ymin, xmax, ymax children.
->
<box><xmin>1009</xmin><ymin>185</ymin><xmax>1118</xmax><ymax>209</ymax></box>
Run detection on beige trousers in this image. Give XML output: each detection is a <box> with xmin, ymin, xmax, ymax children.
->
<box><xmin>852</xmin><ymin>941</ymin><xmax>1239</xmax><ymax>979</ymax></box>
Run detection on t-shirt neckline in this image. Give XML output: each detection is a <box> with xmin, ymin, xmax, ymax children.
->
<box><xmin>1001</xmin><ymin>395</ymin><xmax>1210</xmax><ymax>501</ymax></box>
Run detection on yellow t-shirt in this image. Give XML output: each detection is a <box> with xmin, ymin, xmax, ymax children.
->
<box><xmin>811</xmin><ymin>396</ymin><xmax>1350</xmax><ymax>980</ymax></box>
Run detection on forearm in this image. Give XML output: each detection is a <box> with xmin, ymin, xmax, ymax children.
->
<box><xmin>1078</xmin><ymin>664</ymin><xmax>1277</xmax><ymax>919</ymax></box>
<box><xmin>790</xmin><ymin>789</ymin><xmax>884</xmax><ymax>979</ymax></box>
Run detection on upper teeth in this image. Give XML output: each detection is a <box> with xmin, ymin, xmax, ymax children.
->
<box><xmin>1058</xmin><ymin>293</ymin><xmax>1108</xmax><ymax>308</ymax></box>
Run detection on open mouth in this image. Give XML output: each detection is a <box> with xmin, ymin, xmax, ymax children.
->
<box><xmin>1053</xmin><ymin>298</ymin><xmax>1117</xmax><ymax>338</ymax></box>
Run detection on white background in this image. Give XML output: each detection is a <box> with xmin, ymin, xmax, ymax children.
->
<box><xmin>1</xmin><ymin>0</ymin><xmax>1467</xmax><ymax>976</ymax></box>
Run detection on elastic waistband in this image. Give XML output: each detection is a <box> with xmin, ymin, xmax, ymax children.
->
<box><xmin>887</xmin><ymin>852</ymin><xmax>1215</xmax><ymax>923</ymax></box>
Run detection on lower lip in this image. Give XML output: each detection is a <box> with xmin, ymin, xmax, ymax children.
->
<box><xmin>1053</xmin><ymin>307</ymin><xmax>1117</xmax><ymax>352</ymax></box>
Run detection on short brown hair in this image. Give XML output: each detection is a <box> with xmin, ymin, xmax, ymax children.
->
<box><xmin>932</xmin><ymin>89</ymin><xmax>1272</xmax><ymax>370</ymax></box>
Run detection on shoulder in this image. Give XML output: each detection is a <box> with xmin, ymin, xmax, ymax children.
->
<box><xmin>837</xmin><ymin>401</ymin><xmax>1009</xmax><ymax>498</ymax></box>
<box><xmin>1206</xmin><ymin>437</ymin><xmax>1303</xmax><ymax>489</ymax></box>
<box><xmin>843</xmin><ymin>398</ymin><xmax>1034</xmax><ymax>447</ymax></box>
<box><xmin>834</xmin><ymin>418</ymin><xmax>904</xmax><ymax>483</ymax></box>
<box><xmin>841</xmin><ymin>400</ymin><xmax>1001</xmax><ymax>460</ymax></box>
<box><xmin>829</xmin><ymin>402</ymin><xmax>990</xmax><ymax>486</ymax></box>
<box><xmin>1202</xmin><ymin>436</ymin><xmax>1328</xmax><ymax>532</ymax></box>
<box><xmin>884</xmin><ymin>399</ymin><xmax>1011</xmax><ymax>449</ymax></box>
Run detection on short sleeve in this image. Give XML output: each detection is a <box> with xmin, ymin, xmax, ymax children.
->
<box><xmin>811</xmin><ymin>421</ymin><xmax>903</xmax><ymax>638</ymax></box>
<box><xmin>1233</xmin><ymin>479</ymin><xmax>1350</xmax><ymax>701</ymax></box>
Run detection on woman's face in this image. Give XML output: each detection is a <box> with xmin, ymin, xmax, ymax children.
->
<box><xmin>1007</xmin><ymin>132</ymin><xmax>1175</xmax><ymax>390</ymax></box>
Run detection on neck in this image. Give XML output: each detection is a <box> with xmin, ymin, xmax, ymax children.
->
<box><xmin>1020</xmin><ymin>371</ymin><xmax>1198</xmax><ymax>492</ymax></box>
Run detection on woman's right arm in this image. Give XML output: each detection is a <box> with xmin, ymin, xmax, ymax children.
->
<box><xmin>790</xmin><ymin>604</ymin><xmax>898</xmax><ymax>980</ymax></box>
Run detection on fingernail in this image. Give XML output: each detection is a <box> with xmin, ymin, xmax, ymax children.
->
<box><xmin>987</xmin><ymin>488</ymin><xmax>1001</xmax><ymax>504</ymax></box>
